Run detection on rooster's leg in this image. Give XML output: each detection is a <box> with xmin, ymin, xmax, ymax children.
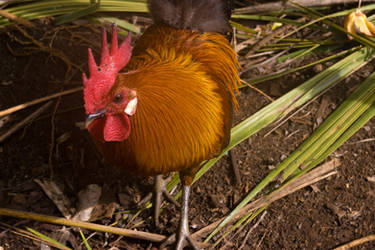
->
<box><xmin>138</xmin><ymin>175</ymin><xmax>180</xmax><ymax>227</ymax></box>
<box><xmin>153</xmin><ymin>174</ymin><xmax>180</xmax><ymax>227</ymax></box>
<box><xmin>175</xmin><ymin>185</ymin><xmax>199</xmax><ymax>250</ymax></box>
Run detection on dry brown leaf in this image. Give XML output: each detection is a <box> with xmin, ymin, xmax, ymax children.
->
<box><xmin>73</xmin><ymin>184</ymin><xmax>102</xmax><ymax>222</ymax></box>
<box><xmin>34</xmin><ymin>179</ymin><xmax>74</xmax><ymax>219</ymax></box>
<box><xmin>344</xmin><ymin>10</ymin><xmax>375</xmax><ymax>39</ymax></box>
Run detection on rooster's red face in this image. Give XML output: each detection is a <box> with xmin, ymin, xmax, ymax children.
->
<box><xmin>83</xmin><ymin>25</ymin><xmax>135</xmax><ymax>142</ymax></box>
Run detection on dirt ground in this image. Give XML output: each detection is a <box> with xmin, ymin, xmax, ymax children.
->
<box><xmin>1</xmin><ymin>13</ymin><xmax>375</xmax><ymax>250</ymax></box>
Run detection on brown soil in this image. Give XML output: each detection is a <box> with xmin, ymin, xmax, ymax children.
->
<box><xmin>1</xmin><ymin>16</ymin><xmax>375</xmax><ymax>250</ymax></box>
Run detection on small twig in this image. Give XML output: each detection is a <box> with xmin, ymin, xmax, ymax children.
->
<box><xmin>0</xmin><ymin>221</ymin><xmax>73</xmax><ymax>250</ymax></box>
<box><xmin>0</xmin><ymin>87</ymin><xmax>83</xmax><ymax>118</ymax></box>
<box><xmin>48</xmin><ymin>96</ymin><xmax>62</xmax><ymax>180</ymax></box>
<box><xmin>245</xmin><ymin>51</ymin><xmax>276</xmax><ymax>59</ymax></box>
<box><xmin>0</xmin><ymin>222</ymin><xmax>54</xmax><ymax>247</ymax></box>
<box><xmin>0</xmin><ymin>207</ymin><xmax>167</xmax><ymax>243</ymax></box>
<box><xmin>241</xmin><ymin>79</ymin><xmax>274</xmax><ymax>102</ymax></box>
<box><xmin>346</xmin><ymin>137</ymin><xmax>375</xmax><ymax>144</ymax></box>
<box><xmin>255</xmin><ymin>231</ymin><xmax>268</xmax><ymax>250</ymax></box>
<box><xmin>236</xmin><ymin>37</ymin><xmax>257</xmax><ymax>53</ymax></box>
<box><xmin>334</xmin><ymin>234</ymin><xmax>375</xmax><ymax>250</ymax></box>
<box><xmin>238</xmin><ymin>211</ymin><xmax>267</xmax><ymax>250</ymax></box>
<box><xmin>11</xmin><ymin>25</ymin><xmax>83</xmax><ymax>79</ymax></box>
<box><xmin>229</xmin><ymin>150</ymin><xmax>242</xmax><ymax>185</ymax></box>
<box><xmin>0</xmin><ymin>9</ymin><xmax>34</xmax><ymax>28</ymax></box>
<box><xmin>0</xmin><ymin>101</ymin><xmax>52</xmax><ymax>143</ymax></box>
<box><xmin>0</xmin><ymin>220</ymin><xmax>29</xmax><ymax>238</ymax></box>
<box><xmin>245</xmin><ymin>23</ymin><xmax>291</xmax><ymax>59</ymax></box>
<box><xmin>285</xmin><ymin>129</ymin><xmax>300</xmax><ymax>139</ymax></box>
<box><xmin>263</xmin><ymin>86</ymin><xmax>328</xmax><ymax>138</ymax></box>
<box><xmin>232</xmin><ymin>26</ymin><xmax>237</xmax><ymax>52</ymax></box>
<box><xmin>242</xmin><ymin>49</ymin><xmax>290</xmax><ymax>74</ymax></box>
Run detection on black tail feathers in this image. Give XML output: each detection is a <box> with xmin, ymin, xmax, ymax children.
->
<box><xmin>148</xmin><ymin>0</ymin><xmax>233</xmax><ymax>34</ymax></box>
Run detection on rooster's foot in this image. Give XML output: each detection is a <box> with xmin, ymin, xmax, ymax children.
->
<box><xmin>175</xmin><ymin>231</ymin><xmax>199</xmax><ymax>250</ymax></box>
<box><xmin>160</xmin><ymin>232</ymin><xmax>199</xmax><ymax>250</ymax></box>
<box><xmin>137</xmin><ymin>174</ymin><xmax>180</xmax><ymax>227</ymax></box>
<box><xmin>175</xmin><ymin>185</ymin><xmax>199</xmax><ymax>249</ymax></box>
<box><xmin>159</xmin><ymin>185</ymin><xmax>199</xmax><ymax>250</ymax></box>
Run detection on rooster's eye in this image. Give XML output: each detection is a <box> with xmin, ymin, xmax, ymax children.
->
<box><xmin>113</xmin><ymin>93</ymin><xmax>124</xmax><ymax>104</ymax></box>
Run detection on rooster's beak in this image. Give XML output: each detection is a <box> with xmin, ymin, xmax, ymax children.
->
<box><xmin>85</xmin><ymin>109</ymin><xmax>107</xmax><ymax>129</ymax></box>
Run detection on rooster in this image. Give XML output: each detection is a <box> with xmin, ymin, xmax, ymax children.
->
<box><xmin>83</xmin><ymin>0</ymin><xmax>240</xmax><ymax>248</ymax></box>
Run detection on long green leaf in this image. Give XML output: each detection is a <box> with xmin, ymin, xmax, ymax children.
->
<box><xmin>26</xmin><ymin>227</ymin><xmax>71</xmax><ymax>250</ymax></box>
<box><xmin>95</xmin><ymin>16</ymin><xmax>141</xmax><ymax>33</ymax></box>
<box><xmin>0</xmin><ymin>0</ymin><xmax>148</xmax><ymax>26</ymax></box>
<box><xmin>228</xmin><ymin>68</ymin><xmax>375</xmax><ymax>244</ymax></box>
<box><xmin>79</xmin><ymin>230</ymin><xmax>92</xmax><ymax>250</ymax></box>
<box><xmin>283</xmin><ymin>67</ymin><xmax>375</xmax><ymax>179</ymax></box>
<box><xmin>204</xmin><ymin>46</ymin><xmax>375</xmax><ymax>242</ymax></box>
<box><xmin>54</xmin><ymin>1</ymin><xmax>100</xmax><ymax>25</ymax></box>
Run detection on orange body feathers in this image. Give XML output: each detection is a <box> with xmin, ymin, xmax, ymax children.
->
<box><xmin>92</xmin><ymin>24</ymin><xmax>240</xmax><ymax>184</ymax></box>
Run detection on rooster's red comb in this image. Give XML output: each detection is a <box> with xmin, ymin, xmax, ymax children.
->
<box><xmin>83</xmin><ymin>24</ymin><xmax>132</xmax><ymax>114</ymax></box>
<box><xmin>83</xmin><ymin>24</ymin><xmax>132</xmax><ymax>86</ymax></box>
